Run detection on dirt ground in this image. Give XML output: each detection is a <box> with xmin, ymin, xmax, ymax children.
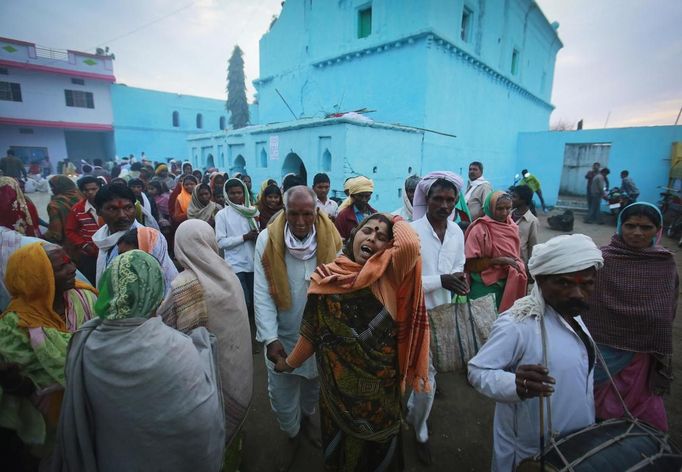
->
<box><xmin>30</xmin><ymin>192</ymin><xmax>681</xmax><ymax>471</ymax></box>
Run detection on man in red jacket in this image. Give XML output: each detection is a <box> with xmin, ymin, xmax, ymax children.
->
<box><xmin>65</xmin><ymin>176</ymin><xmax>102</xmax><ymax>284</ymax></box>
<box><xmin>334</xmin><ymin>176</ymin><xmax>377</xmax><ymax>241</ymax></box>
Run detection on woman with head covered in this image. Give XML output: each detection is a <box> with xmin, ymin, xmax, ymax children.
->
<box><xmin>0</xmin><ymin>242</ymin><xmax>96</xmax><ymax>466</ymax></box>
<box><xmin>158</xmin><ymin>219</ymin><xmax>253</xmax><ymax>470</ymax></box>
<box><xmin>583</xmin><ymin>202</ymin><xmax>678</xmax><ymax>431</ymax></box>
<box><xmin>53</xmin><ymin>250</ymin><xmax>225</xmax><ymax>472</ymax></box>
<box><xmin>464</xmin><ymin>191</ymin><xmax>527</xmax><ymax>312</ymax></box>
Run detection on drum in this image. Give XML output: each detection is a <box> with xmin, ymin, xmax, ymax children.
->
<box><xmin>516</xmin><ymin>418</ymin><xmax>682</xmax><ymax>471</ymax></box>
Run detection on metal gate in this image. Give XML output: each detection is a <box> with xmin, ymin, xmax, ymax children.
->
<box><xmin>559</xmin><ymin>143</ymin><xmax>611</xmax><ymax>196</ymax></box>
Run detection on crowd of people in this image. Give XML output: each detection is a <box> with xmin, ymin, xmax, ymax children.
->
<box><xmin>0</xmin><ymin>152</ymin><xmax>675</xmax><ymax>472</ymax></box>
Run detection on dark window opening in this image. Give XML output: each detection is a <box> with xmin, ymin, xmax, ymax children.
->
<box><xmin>19</xmin><ymin>128</ymin><xmax>33</xmax><ymax>134</ymax></box>
<box><xmin>196</xmin><ymin>113</ymin><xmax>203</xmax><ymax>129</ymax></box>
<box><xmin>0</xmin><ymin>81</ymin><xmax>22</xmax><ymax>102</ymax></box>
<box><xmin>511</xmin><ymin>49</ymin><xmax>520</xmax><ymax>75</ymax></box>
<box><xmin>219</xmin><ymin>116</ymin><xmax>226</xmax><ymax>130</ymax></box>
<box><xmin>461</xmin><ymin>7</ymin><xmax>473</xmax><ymax>42</ymax></box>
<box><xmin>358</xmin><ymin>5</ymin><xmax>372</xmax><ymax>39</ymax></box>
<box><xmin>71</xmin><ymin>78</ymin><xmax>85</xmax><ymax>85</ymax></box>
<box><xmin>172</xmin><ymin>111</ymin><xmax>180</xmax><ymax>127</ymax></box>
<box><xmin>0</xmin><ymin>68</ymin><xmax>8</xmax><ymax>75</ymax></box>
<box><xmin>65</xmin><ymin>89</ymin><xmax>94</xmax><ymax>108</ymax></box>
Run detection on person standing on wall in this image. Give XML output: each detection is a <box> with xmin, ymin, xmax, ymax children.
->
<box><xmin>465</xmin><ymin>161</ymin><xmax>492</xmax><ymax>220</ymax></box>
<box><xmin>519</xmin><ymin>169</ymin><xmax>547</xmax><ymax>212</ymax></box>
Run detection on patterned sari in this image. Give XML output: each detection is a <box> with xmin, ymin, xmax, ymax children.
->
<box><xmin>301</xmin><ymin>288</ymin><xmax>403</xmax><ymax>471</ymax></box>
<box><xmin>44</xmin><ymin>176</ymin><xmax>82</xmax><ymax>244</ymax></box>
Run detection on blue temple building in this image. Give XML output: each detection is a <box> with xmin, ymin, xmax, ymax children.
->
<box><xmin>188</xmin><ymin>0</ymin><xmax>564</xmax><ymax>210</ymax></box>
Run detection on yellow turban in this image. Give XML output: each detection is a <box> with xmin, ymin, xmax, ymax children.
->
<box><xmin>339</xmin><ymin>176</ymin><xmax>374</xmax><ymax>210</ymax></box>
<box><xmin>347</xmin><ymin>176</ymin><xmax>374</xmax><ymax>195</ymax></box>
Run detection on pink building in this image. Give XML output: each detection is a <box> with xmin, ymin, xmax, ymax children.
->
<box><xmin>0</xmin><ymin>37</ymin><xmax>116</xmax><ymax>167</ymax></box>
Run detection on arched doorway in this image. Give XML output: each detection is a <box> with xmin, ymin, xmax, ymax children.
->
<box><xmin>281</xmin><ymin>152</ymin><xmax>307</xmax><ymax>185</ymax></box>
<box><xmin>231</xmin><ymin>155</ymin><xmax>246</xmax><ymax>175</ymax></box>
<box><xmin>206</xmin><ymin>153</ymin><xmax>215</xmax><ymax>168</ymax></box>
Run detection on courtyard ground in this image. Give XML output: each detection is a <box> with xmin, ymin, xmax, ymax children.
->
<box><xmin>30</xmin><ymin>193</ymin><xmax>681</xmax><ymax>471</ymax></box>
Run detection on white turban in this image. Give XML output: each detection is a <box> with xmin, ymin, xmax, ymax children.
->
<box><xmin>508</xmin><ymin>234</ymin><xmax>603</xmax><ymax>320</ymax></box>
<box><xmin>412</xmin><ymin>171</ymin><xmax>465</xmax><ymax>221</ymax></box>
<box><xmin>528</xmin><ymin>234</ymin><xmax>604</xmax><ymax>277</ymax></box>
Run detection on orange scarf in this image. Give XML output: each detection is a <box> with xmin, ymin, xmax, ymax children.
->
<box><xmin>176</xmin><ymin>186</ymin><xmax>192</xmax><ymax>217</ymax></box>
<box><xmin>308</xmin><ymin>220</ymin><xmax>430</xmax><ymax>393</ymax></box>
<box><xmin>2</xmin><ymin>242</ymin><xmax>97</xmax><ymax>332</ymax></box>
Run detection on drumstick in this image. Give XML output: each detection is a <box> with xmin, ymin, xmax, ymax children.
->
<box><xmin>539</xmin><ymin>395</ymin><xmax>545</xmax><ymax>471</ymax></box>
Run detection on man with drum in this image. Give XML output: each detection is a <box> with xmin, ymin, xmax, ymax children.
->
<box><xmin>468</xmin><ymin>234</ymin><xmax>604</xmax><ymax>471</ymax></box>
<box><xmin>406</xmin><ymin>171</ymin><xmax>469</xmax><ymax>465</ymax></box>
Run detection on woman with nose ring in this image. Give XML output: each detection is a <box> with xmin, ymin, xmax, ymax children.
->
<box><xmin>464</xmin><ymin>191</ymin><xmax>528</xmax><ymax>312</ymax></box>
<box><xmin>275</xmin><ymin>214</ymin><xmax>430</xmax><ymax>471</ymax></box>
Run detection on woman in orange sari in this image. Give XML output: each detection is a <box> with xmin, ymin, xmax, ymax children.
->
<box><xmin>172</xmin><ymin>175</ymin><xmax>198</xmax><ymax>226</ymax></box>
<box><xmin>276</xmin><ymin>214</ymin><xmax>430</xmax><ymax>471</ymax></box>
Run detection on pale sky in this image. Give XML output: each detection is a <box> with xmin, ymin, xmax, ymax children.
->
<box><xmin>2</xmin><ymin>0</ymin><xmax>680</xmax><ymax>129</ymax></box>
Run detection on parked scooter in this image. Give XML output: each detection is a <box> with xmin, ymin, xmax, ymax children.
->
<box><xmin>657</xmin><ymin>187</ymin><xmax>682</xmax><ymax>243</ymax></box>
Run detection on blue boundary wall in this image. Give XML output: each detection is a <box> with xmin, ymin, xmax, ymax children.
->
<box><xmin>112</xmin><ymin>84</ymin><xmax>228</xmax><ymax>162</ymax></box>
<box><xmin>517</xmin><ymin>126</ymin><xmax>682</xmax><ymax>206</ymax></box>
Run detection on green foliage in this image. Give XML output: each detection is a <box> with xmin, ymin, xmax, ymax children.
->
<box><xmin>226</xmin><ymin>45</ymin><xmax>250</xmax><ymax>129</ymax></box>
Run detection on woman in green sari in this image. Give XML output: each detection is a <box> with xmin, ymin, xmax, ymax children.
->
<box><xmin>0</xmin><ymin>242</ymin><xmax>96</xmax><ymax>467</ymax></box>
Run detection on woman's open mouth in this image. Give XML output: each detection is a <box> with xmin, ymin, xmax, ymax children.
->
<box><xmin>360</xmin><ymin>244</ymin><xmax>374</xmax><ymax>257</ymax></box>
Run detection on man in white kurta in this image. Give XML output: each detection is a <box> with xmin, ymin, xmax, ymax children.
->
<box><xmin>254</xmin><ymin>186</ymin><xmax>342</xmax><ymax>470</ymax></box>
<box><xmin>406</xmin><ymin>171</ymin><xmax>467</xmax><ymax>465</ymax></box>
<box><xmin>468</xmin><ymin>234</ymin><xmax>604</xmax><ymax>471</ymax></box>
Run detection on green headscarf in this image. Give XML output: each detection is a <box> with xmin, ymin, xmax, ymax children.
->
<box><xmin>94</xmin><ymin>250</ymin><xmax>165</xmax><ymax>320</ymax></box>
<box><xmin>224</xmin><ymin>178</ymin><xmax>259</xmax><ymax>230</ymax></box>
<box><xmin>483</xmin><ymin>191</ymin><xmax>512</xmax><ymax>219</ymax></box>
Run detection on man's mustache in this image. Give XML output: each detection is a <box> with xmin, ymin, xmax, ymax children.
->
<box><xmin>559</xmin><ymin>299</ymin><xmax>590</xmax><ymax>312</ymax></box>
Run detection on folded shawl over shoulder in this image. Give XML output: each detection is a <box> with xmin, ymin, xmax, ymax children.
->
<box><xmin>261</xmin><ymin>210</ymin><xmax>342</xmax><ymax>310</ymax></box>
<box><xmin>53</xmin><ymin>318</ymin><xmax>225</xmax><ymax>472</ymax></box>
<box><xmin>308</xmin><ymin>219</ymin><xmax>430</xmax><ymax>393</ymax></box>
<box><xmin>157</xmin><ymin>219</ymin><xmax>253</xmax><ymax>448</ymax></box>
<box><xmin>583</xmin><ymin>235</ymin><xmax>677</xmax><ymax>356</ymax></box>
<box><xmin>54</xmin><ymin>250</ymin><xmax>225</xmax><ymax>472</ymax></box>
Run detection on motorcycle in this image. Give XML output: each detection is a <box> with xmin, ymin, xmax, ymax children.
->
<box><xmin>658</xmin><ymin>187</ymin><xmax>682</xmax><ymax>240</ymax></box>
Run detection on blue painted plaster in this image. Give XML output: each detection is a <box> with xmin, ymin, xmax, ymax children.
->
<box><xmin>517</xmin><ymin>126</ymin><xmax>682</xmax><ymax>206</ymax></box>
<box><xmin>111</xmin><ymin>84</ymin><xmax>228</xmax><ymax>161</ymax></box>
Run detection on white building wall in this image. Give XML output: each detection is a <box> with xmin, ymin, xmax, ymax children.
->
<box><xmin>0</xmin><ymin>67</ymin><xmax>113</xmax><ymax>124</ymax></box>
<box><xmin>0</xmin><ymin>125</ymin><xmax>67</xmax><ymax>160</ymax></box>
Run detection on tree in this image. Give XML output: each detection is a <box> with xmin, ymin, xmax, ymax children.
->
<box><xmin>226</xmin><ymin>45</ymin><xmax>250</xmax><ymax>129</ymax></box>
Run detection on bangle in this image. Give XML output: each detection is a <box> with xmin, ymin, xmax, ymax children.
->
<box><xmin>284</xmin><ymin>358</ymin><xmax>294</xmax><ymax>372</ymax></box>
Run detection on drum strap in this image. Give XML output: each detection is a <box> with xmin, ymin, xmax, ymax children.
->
<box><xmin>593</xmin><ymin>346</ymin><xmax>636</xmax><ymax>421</ymax></box>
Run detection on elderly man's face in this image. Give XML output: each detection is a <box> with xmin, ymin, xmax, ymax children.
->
<box><xmin>537</xmin><ymin>268</ymin><xmax>596</xmax><ymax>317</ymax></box>
<box><xmin>286</xmin><ymin>191</ymin><xmax>316</xmax><ymax>239</ymax></box>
